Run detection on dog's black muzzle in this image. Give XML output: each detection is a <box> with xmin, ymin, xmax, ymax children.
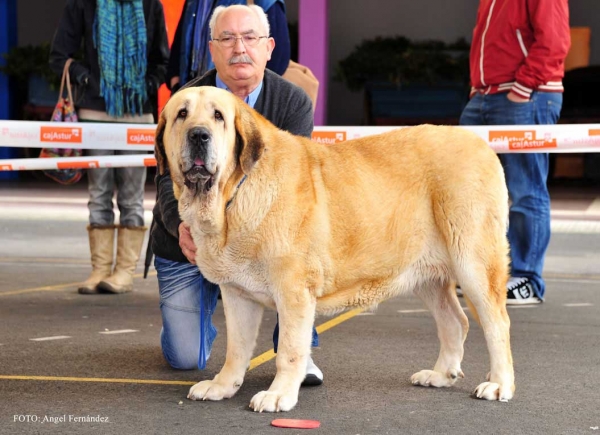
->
<box><xmin>183</xmin><ymin>127</ymin><xmax>215</xmax><ymax>195</ymax></box>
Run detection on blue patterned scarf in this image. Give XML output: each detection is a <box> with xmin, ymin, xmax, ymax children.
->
<box><xmin>94</xmin><ymin>0</ymin><xmax>147</xmax><ymax>117</ymax></box>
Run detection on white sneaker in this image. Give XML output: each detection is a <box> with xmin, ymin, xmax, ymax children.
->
<box><xmin>302</xmin><ymin>356</ymin><xmax>323</xmax><ymax>386</ymax></box>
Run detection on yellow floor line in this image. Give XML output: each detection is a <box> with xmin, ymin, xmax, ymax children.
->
<box><xmin>0</xmin><ymin>257</ymin><xmax>89</xmax><ymax>264</ymax></box>
<box><xmin>1</xmin><ymin>282</ymin><xmax>88</xmax><ymax>297</ymax></box>
<box><xmin>0</xmin><ymin>308</ymin><xmax>364</xmax><ymax>386</ymax></box>
<box><xmin>248</xmin><ymin>308</ymin><xmax>363</xmax><ymax>370</ymax></box>
<box><xmin>248</xmin><ymin>350</ymin><xmax>277</xmax><ymax>371</ymax></box>
<box><xmin>0</xmin><ymin>375</ymin><xmax>195</xmax><ymax>386</ymax></box>
<box><xmin>0</xmin><ymin>271</ymin><xmax>157</xmax><ymax>297</ymax></box>
<box><xmin>315</xmin><ymin>308</ymin><xmax>364</xmax><ymax>334</ymax></box>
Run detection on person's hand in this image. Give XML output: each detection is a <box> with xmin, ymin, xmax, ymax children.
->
<box><xmin>178</xmin><ymin>222</ymin><xmax>197</xmax><ymax>264</ymax></box>
<box><xmin>170</xmin><ymin>76</ymin><xmax>181</xmax><ymax>94</ymax></box>
<box><xmin>507</xmin><ymin>91</ymin><xmax>529</xmax><ymax>103</ymax></box>
<box><xmin>76</xmin><ymin>71</ymin><xmax>90</xmax><ymax>86</ymax></box>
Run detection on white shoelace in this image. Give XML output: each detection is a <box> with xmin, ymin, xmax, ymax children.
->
<box><xmin>507</xmin><ymin>276</ymin><xmax>529</xmax><ymax>290</ymax></box>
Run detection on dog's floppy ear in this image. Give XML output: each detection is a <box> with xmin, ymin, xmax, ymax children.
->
<box><xmin>154</xmin><ymin>113</ymin><xmax>167</xmax><ymax>176</ymax></box>
<box><xmin>235</xmin><ymin>100</ymin><xmax>265</xmax><ymax>174</ymax></box>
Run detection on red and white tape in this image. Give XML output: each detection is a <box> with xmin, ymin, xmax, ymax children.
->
<box><xmin>0</xmin><ymin>155</ymin><xmax>156</xmax><ymax>172</ymax></box>
<box><xmin>311</xmin><ymin>124</ymin><xmax>600</xmax><ymax>153</ymax></box>
<box><xmin>1</xmin><ymin>121</ymin><xmax>600</xmax><ymax>171</ymax></box>
<box><xmin>0</xmin><ymin>121</ymin><xmax>155</xmax><ymax>151</ymax></box>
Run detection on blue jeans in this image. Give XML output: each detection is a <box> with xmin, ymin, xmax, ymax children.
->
<box><xmin>155</xmin><ymin>256</ymin><xmax>319</xmax><ymax>370</ymax></box>
<box><xmin>459</xmin><ymin>91</ymin><xmax>562</xmax><ymax>300</ymax></box>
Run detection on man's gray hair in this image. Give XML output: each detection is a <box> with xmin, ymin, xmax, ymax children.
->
<box><xmin>209</xmin><ymin>5</ymin><xmax>271</xmax><ymax>39</ymax></box>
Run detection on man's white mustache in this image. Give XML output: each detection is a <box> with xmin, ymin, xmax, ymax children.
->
<box><xmin>229</xmin><ymin>55</ymin><xmax>253</xmax><ymax>65</ymax></box>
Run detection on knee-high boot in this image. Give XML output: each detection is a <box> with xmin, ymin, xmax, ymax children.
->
<box><xmin>78</xmin><ymin>225</ymin><xmax>115</xmax><ymax>294</ymax></box>
<box><xmin>98</xmin><ymin>226</ymin><xmax>147</xmax><ymax>294</ymax></box>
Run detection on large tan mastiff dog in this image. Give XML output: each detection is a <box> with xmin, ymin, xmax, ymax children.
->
<box><xmin>155</xmin><ymin>86</ymin><xmax>515</xmax><ymax>412</ymax></box>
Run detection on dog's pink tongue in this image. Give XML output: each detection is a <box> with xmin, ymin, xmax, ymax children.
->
<box><xmin>194</xmin><ymin>158</ymin><xmax>205</xmax><ymax>166</ymax></box>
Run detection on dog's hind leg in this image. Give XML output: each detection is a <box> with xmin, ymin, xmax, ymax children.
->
<box><xmin>459</xmin><ymin>262</ymin><xmax>515</xmax><ymax>402</ymax></box>
<box><xmin>188</xmin><ymin>285</ymin><xmax>264</xmax><ymax>402</ymax></box>
<box><xmin>410</xmin><ymin>280</ymin><xmax>469</xmax><ymax>388</ymax></box>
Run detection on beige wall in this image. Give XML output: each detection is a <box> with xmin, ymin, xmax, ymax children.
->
<box><xmin>16</xmin><ymin>0</ymin><xmax>600</xmax><ymax>125</ymax></box>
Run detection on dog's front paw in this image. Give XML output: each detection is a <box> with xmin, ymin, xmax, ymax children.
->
<box><xmin>188</xmin><ymin>380</ymin><xmax>238</xmax><ymax>401</ymax></box>
<box><xmin>410</xmin><ymin>369</ymin><xmax>463</xmax><ymax>388</ymax></box>
<box><xmin>249</xmin><ymin>390</ymin><xmax>298</xmax><ymax>412</ymax></box>
<box><xmin>473</xmin><ymin>381</ymin><xmax>514</xmax><ymax>402</ymax></box>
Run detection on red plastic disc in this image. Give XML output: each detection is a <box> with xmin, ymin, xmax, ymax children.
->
<box><xmin>271</xmin><ymin>419</ymin><xmax>321</xmax><ymax>429</ymax></box>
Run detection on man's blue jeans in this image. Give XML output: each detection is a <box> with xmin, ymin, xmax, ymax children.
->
<box><xmin>459</xmin><ymin>91</ymin><xmax>562</xmax><ymax>300</ymax></box>
<box><xmin>155</xmin><ymin>256</ymin><xmax>319</xmax><ymax>369</ymax></box>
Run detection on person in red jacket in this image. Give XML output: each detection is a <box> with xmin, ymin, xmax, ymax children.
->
<box><xmin>460</xmin><ymin>0</ymin><xmax>570</xmax><ymax>304</ymax></box>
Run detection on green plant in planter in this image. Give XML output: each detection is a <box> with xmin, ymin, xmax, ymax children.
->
<box><xmin>0</xmin><ymin>42</ymin><xmax>61</xmax><ymax>89</ymax></box>
<box><xmin>334</xmin><ymin>36</ymin><xmax>471</xmax><ymax>91</ymax></box>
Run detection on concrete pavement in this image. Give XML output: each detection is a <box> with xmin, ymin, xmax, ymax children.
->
<box><xmin>0</xmin><ymin>179</ymin><xmax>599</xmax><ymax>434</ymax></box>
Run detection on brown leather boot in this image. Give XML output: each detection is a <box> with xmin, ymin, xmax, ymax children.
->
<box><xmin>78</xmin><ymin>225</ymin><xmax>115</xmax><ymax>294</ymax></box>
<box><xmin>98</xmin><ymin>226</ymin><xmax>147</xmax><ymax>294</ymax></box>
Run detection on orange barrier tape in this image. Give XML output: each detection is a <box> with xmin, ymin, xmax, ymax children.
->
<box><xmin>0</xmin><ymin>155</ymin><xmax>156</xmax><ymax>171</ymax></box>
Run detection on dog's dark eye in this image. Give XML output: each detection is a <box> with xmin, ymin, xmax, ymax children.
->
<box><xmin>215</xmin><ymin>110</ymin><xmax>223</xmax><ymax>121</ymax></box>
<box><xmin>177</xmin><ymin>108</ymin><xmax>187</xmax><ymax>120</ymax></box>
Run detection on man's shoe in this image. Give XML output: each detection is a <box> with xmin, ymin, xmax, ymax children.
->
<box><xmin>302</xmin><ymin>356</ymin><xmax>323</xmax><ymax>387</ymax></box>
<box><xmin>506</xmin><ymin>277</ymin><xmax>542</xmax><ymax>305</ymax></box>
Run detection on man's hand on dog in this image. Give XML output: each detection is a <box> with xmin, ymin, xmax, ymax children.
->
<box><xmin>179</xmin><ymin>222</ymin><xmax>197</xmax><ymax>264</ymax></box>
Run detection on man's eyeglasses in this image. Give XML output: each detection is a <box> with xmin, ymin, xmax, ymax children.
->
<box><xmin>212</xmin><ymin>35</ymin><xmax>268</xmax><ymax>48</ymax></box>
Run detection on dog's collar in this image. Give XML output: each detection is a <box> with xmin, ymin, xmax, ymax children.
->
<box><xmin>225</xmin><ymin>175</ymin><xmax>248</xmax><ymax>210</ymax></box>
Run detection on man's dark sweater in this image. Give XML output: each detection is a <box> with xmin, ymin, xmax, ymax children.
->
<box><xmin>150</xmin><ymin>68</ymin><xmax>313</xmax><ymax>263</ymax></box>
